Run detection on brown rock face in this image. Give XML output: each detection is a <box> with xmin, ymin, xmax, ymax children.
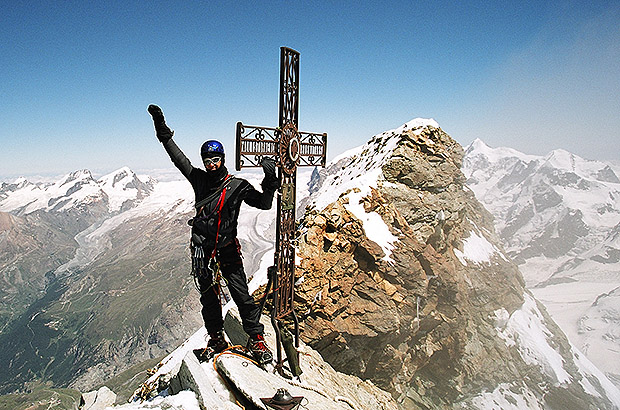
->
<box><xmin>292</xmin><ymin>125</ymin><xmax>610</xmax><ymax>408</ymax></box>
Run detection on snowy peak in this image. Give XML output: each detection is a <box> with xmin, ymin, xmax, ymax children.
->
<box><xmin>100</xmin><ymin>167</ymin><xmax>131</xmax><ymax>187</ymax></box>
<box><xmin>308</xmin><ymin>118</ymin><xmax>440</xmax><ymax>211</ymax></box>
<box><xmin>463</xmin><ymin>138</ymin><xmax>620</xmax><ymax>240</ymax></box>
<box><xmin>542</xmin><ymin>149</ymin><xmax>620</xmax><ymax>184</ymax></box>
<box><xmin>464</xmin><ymin>137</ymin><xmax>489</xmax><ymax>155</ymax></box>
<box><xmin>58</xmin><ymin>169</ymin><xmax>95</xmax><ymax>186</ymax></box>
<box><xmin>0</xmin><ymin>167</ymin><xmax>153</xmax><ymax>215</ymax></box>
<box><xmin>465</xmin><ymin>140</ymin><xmax>620</xmax><ymax>185</ymax></box>
<box><xmin>98</xmin><ymin>167</ymin><xmax>154</xmax><ymax>212</ymax></box>
<box><xmin>10</xmin><ymin>177</ymin><xmax>33</xmax><ymax>190</ymax></box>
<box><xmin>464</xmin><ymin>138</ymin><xmax>620</xmax><ymax>237</ymax></box>
<box><xmin>0</xmin><ymin>181</ymin><xmax>30</xmax><ymax>204</ymax></box>
<box><xmin>99</xmin><ymin>167</ymin><xmax>140</xmax><ymax>189</ymax></box>
<box><xmin>544</xmin><ymin>148</ymin><xmax>576</xmax><ymax>171</ymax></box>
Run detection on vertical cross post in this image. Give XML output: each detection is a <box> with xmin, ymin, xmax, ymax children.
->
<box><xmin>236</xmin><ymin>47</ymin><xmax>327</xmax><ymax>373</ymax></box>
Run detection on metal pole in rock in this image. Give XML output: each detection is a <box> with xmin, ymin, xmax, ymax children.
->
<box><xmin>236</xmin><ymin>47</ymin><xmax>327</xmax><ymax>374</ymax></box>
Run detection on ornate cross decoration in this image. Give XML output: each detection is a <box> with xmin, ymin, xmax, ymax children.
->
<box><xmin>236</xmin><ymin>47</ymin><xmax>327</xmax><ymax>373</ymax></box>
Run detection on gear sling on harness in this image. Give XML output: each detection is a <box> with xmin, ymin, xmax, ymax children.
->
<box><xmin>191</xmin><ymin>175</ymin><xmax>231</xmax><ymax>297</ymax></box>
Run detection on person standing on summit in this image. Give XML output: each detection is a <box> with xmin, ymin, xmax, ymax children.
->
<box><xmin>148</xmin><ymin>104</ymin><xmax>278</xmax><ymax>364</ymax></box>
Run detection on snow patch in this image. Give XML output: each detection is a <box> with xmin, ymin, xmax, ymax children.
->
<box><xmin>114</xmin><ymin>390</ymin><xmax>201</xmax><ymax>409</ymax></box>
<box><xmin>454</xmin><ymin>229</ymin><xmax>504</xmax><ymax>266</ymax></box>
<box><xmin>497</xmin><ymin>293</ymin><xmax>572</xmax><ymax>385</ymax></box>
<box><xmin>462</xmin><ymin>383</ymin><xmax>543</xmax><ymax>410</ymax></box>
<box><xmin>137</xmin><ymin>327</ymin><xmax>209</xmax><ymax>393</ymax></box>
<box><xmin>344</xmin><ymin>189</ymin><xmax>398</xmax><ymax>262</ymax></box>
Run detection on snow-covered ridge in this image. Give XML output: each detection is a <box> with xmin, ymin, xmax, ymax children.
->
<box><xmin>308</xmin><ymin>118</ymin><xmax>438</xmax><ymax>260</ymax></box>
<box><xmin>465</xmin><ymin>139</ymin><xmax>620</xmax><ymax>230</ymax></box>
<box><xmin>0</xmin><ymin>167</ymin><xmax>155</xmax><ymax>215</ymax></box>
<box><xmin>310</xmin><ymin>118</ymin><xmax>439</xmax><ymax>211</ymax></box>
<box><xmin>465</xmin><ymin>139</ymin><xmax>620</xmax><ymax>187</ymax></box>
<box><xmin>494</xmin><ymin>292</ymin><xmax>620</xmax><ymax>405</ymax></box>
<box><xmin>496</xmin><ymin>293</ymin><xmax>571</xmax><ymax>384</ymax></box>
<box><xmin>466</xmin><ymin>138</ymin><xmax>539</xmax><ymax>165</ymax></box>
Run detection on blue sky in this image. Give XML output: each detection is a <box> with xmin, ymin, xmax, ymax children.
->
<box><xmin>1</xmin><ymin>1</ymin><xmax>618</xmax><ymax>180</ymax></box>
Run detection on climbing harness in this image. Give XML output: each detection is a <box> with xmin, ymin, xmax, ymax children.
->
<box><xmin>190</xmin><ymin>176</ymin><xmax>231</xmax><ymax>306</ymax></box>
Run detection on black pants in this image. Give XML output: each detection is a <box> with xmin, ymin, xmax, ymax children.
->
<box><xmin>197</xmin><ymin>240</ymin><xmax>264</xmax><ymax>337</ymax></box>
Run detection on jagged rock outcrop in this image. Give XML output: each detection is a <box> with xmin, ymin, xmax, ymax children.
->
<box><xmin>292</xmin><ymin>121</ymin><xmax>620</xmax><ymax>408</ymax></box>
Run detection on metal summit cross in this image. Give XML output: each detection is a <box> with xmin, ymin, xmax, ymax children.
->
<box><xmin>235</xmin><ymin>47</ymin><xmax>327</xmax><ymax>372</ymax></box>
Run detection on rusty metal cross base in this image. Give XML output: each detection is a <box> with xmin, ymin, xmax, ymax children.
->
<box><xmin>259</xmin><ymin>266</ymin><xmax>302</xmax><ymax>377</ymax></box>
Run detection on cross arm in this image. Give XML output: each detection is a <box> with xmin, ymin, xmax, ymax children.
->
<box><xmin>236</xmin><ymin>122</ymin><xmax>327</xmax><ymax>171</ymax></box>
<box><xmin>235</xmin><ymin>122</ymin><xmax>280</xmax><ymax>171</ymax></box>
<box><xmin>297</xmin><ymin>130</ymin><xmax>327</xmax><ymax>168</ymax></box>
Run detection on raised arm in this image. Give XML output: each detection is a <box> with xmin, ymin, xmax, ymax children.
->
<box><xmin>148</xmin><ymin>104</ymin><xmax>194</xmax><ymax>179</ymax></box>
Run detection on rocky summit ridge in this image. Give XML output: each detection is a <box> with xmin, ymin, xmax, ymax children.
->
<box><xmin>291</xmin><ymin>121</ymin><xmax>620</xmax><ymax>408</ymax></box>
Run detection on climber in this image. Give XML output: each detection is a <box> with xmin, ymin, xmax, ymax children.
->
<box><xmin>147</xmin><ymin>104</ymin><xmax>278</xmax><ymax>364</ymax></box>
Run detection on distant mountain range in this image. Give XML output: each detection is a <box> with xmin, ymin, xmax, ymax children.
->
<box><xmin>0</xmin><ymin>167</ymin><xmax>154</xmax><ymax>215</ymax></box>
<box><xmin>463</xmin><ymin>138</ymin><xmax>620</xmax><ymax>386</ymax></box>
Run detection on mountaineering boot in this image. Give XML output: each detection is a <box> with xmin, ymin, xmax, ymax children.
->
<box><xmin>247</xmin><ymin>333</ymin><xmax>273</xmax><ymax>365</ymax></box>
<box><xmin>208</xmin><ymin>331</ymin><xmax>230</xmax><ymax>352</ymax></box>
<box><xmin>193</xmin><ymin>331</ymin><xmax>229</xmax><ymax>362</ymax></box>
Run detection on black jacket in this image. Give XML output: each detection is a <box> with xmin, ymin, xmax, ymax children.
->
<box><xmin>162</xmin><ymin>138</ymin><xmax>275</xmax><ymax>249</ymax></box>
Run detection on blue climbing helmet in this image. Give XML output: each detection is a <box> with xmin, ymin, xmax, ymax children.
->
<box><xmin>200</xmin><ymin>140</ymin><xmax>225</xmax><ymax>159</ymax></box>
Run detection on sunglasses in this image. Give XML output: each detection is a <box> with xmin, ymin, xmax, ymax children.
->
<box><xmin>203</xmin><ymin>156</ymin><xmax>222</xmax><ymax>165</ymax></box>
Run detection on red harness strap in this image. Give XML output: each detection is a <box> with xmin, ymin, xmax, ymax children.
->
<box><xmin>211</xmin><ymin>175</ymin><xmax>230</xmax><ymax>258</ymax></box>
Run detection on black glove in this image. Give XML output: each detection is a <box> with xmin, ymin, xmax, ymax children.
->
<box><xmin>147</xmin><ymin>104</ymin><xmax>173</xmax><ymax>143</ymax></box>
<box><xmin>260</xmin><ymin>157</ymin><xmax>280</xmax><ymax>191</ymax></box>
